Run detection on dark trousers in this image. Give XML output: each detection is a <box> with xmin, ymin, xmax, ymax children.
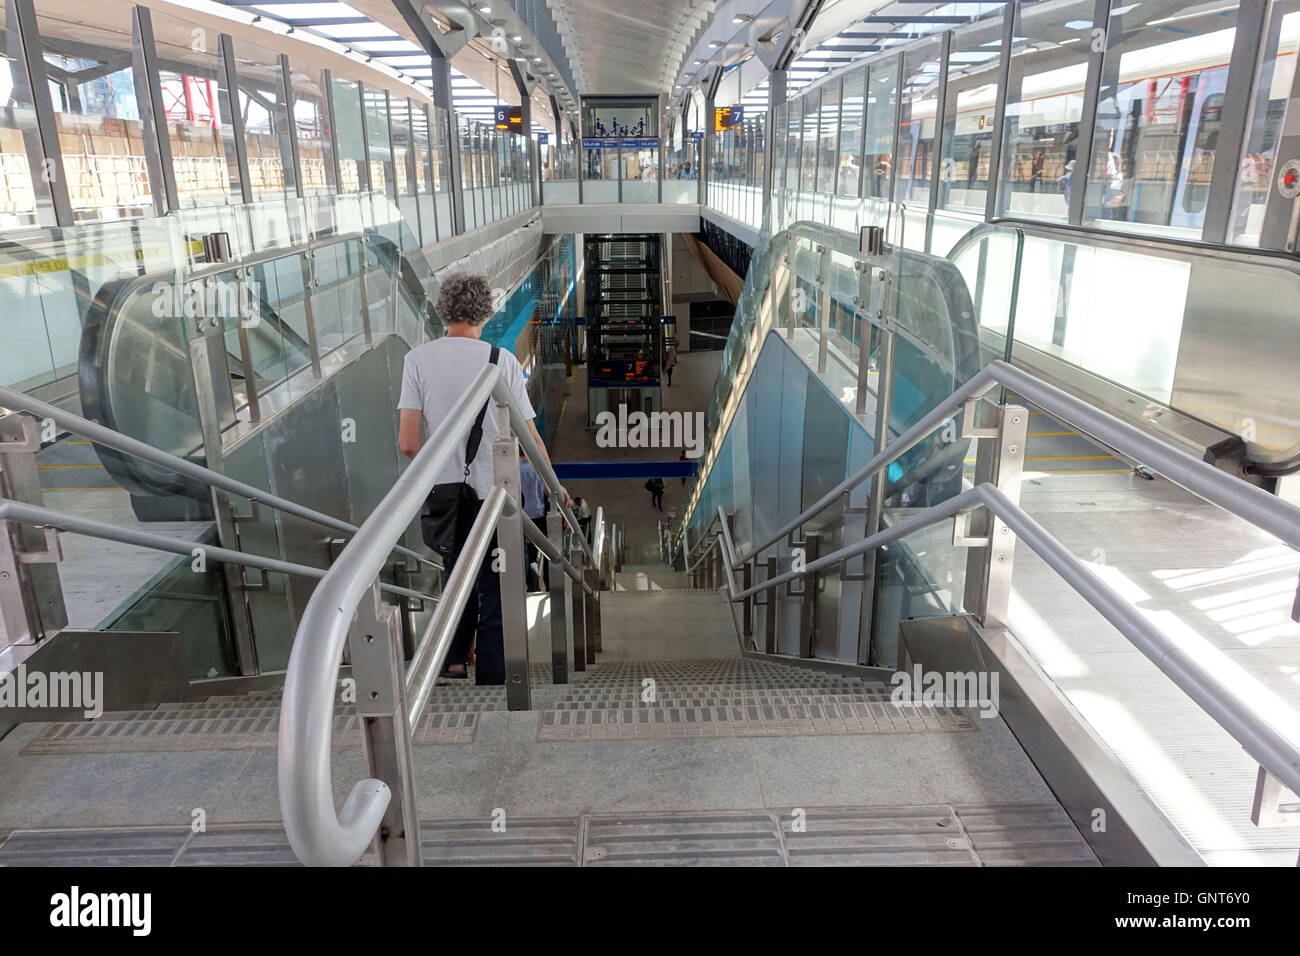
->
<box><xmin>435</xmin><ymin>537</ymin><xmax>504</xmax><ymax>685</ymax></box>
<box><xmin>525</xmin><ymin>514</ymin><xmax>548</xmax><ymax>591</ymax></box>
<box><xmin>651</xmin><ymin>491</ymin><xmax>663</xmax><ymax>510</ymax></box>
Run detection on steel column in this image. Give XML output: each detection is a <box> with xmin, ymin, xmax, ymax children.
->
<box><xmin>12</xmin><ymin>0</ymin><xmax>73</xmax><ymax>225</ymax></box>
<box><xmin>961</xmin><ymin>402</ymin><xmax>1029</xmax><ymax>629</ymax></box>
<box><xmin>492</xmin><ymin>407</ymin><xmax>531</xmax><ymax>710</ymax></box>
<box><xmin>350</xmin><ymin>582</ymin><xmax>422</xmax><ymax>866</ymax></box>
<box><xmin>569</xmin><ymin>544</ymin><xmax>587</xmax><ymax>671</ymax></box>
<box><xmin>985</xmin><ymin>7</ymin><xmax>1015</xmax><ymax>221</ymax></box>
<box><xmin>547</xmin><ymin>511</ymin><xmax>568</xmax><ymax>683</ymax></box>
<box><xmin>219</xmin><ymin>34</ymin><xmax>255</xmax><ymax>206</ymax></box>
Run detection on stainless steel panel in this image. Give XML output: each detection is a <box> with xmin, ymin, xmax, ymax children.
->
<box><xmin>1171</xmin><ymin>260</ymin><xmax>1300</xmax><ymax>470</ymax></box>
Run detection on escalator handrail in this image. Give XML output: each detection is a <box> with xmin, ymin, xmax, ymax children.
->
<box><xmin>0</xmin><ymin>383</ymin><xmax>434</xmax><ymax>571</ymax></box>
<box><xmin>725</xmin><ymin>359</ymin><xmax>1300</xmax><ymax>565</ymax></box>
<box><xmin>680</xmin><ymin>217</ymin><xmax>985</xmax><ymax>557</ymax></box>
<box><xmin>946</xmin><ymin>218</ymin><xmax>1300</xmax><ymax>474</ymax></box>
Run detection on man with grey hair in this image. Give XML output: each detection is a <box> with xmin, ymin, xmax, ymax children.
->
<box><xmin>398</xmin><ymin>272</ymin><xmax>568</xmax><ymax>684</ymax></box>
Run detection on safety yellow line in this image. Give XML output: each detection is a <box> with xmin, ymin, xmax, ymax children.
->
<box><xmin>65</xmin><ymin>441</ymin><xmax>92</xmax><ymax>445</ymax></box>
<box><xmin>1027</xmin><ymin>455</ymin><xmax>1116</xmax><ymax>461</ymax></box>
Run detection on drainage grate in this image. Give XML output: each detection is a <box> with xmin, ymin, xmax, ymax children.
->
<box><xmin>22</xmin><ymin>711</ymin><xmax>478</xmax><ymax>754</ymax></box>
<box><xmin>536</xmin><ymin>699</ymin><xmax>975</xmax><ymax>741</ymax></box>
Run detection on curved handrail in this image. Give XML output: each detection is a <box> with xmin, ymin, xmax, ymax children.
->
<box><xmin>279</xmin><ymin>361</ymin><xmax>596</xmax><ymax>866</ymax></box>
<box><xmin>278</xmin><ymin>364</ymin><xmax>500</xmax><ymax>867</ymax></box>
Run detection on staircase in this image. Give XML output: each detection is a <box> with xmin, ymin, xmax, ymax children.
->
<box><xmin>0</xmin><ymin>584</ymin><xmax>1098</xmax><ymax>866</ymax></box>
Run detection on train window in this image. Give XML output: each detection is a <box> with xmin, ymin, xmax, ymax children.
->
<box><xmin>863</xmin><ymin>57</ymin><xmax>899</xmax><ymax>201</ymax></box>
<box><xmin>1084</xmin><ymin>0</ymin><xmax>1241</xmax><ymax>238</ymax></box>
<box><xmin>37</xmin><ymin>0</ymin><xmax>155</xmax><ymax>222</ymax></box>
<box><xmin>997</xmin><ymin>0</ymin><xmax>1096</xmax><ymax>222</ymax></box>
<box><xmin>150</xmin><ymin>7</ymin><xmax>243</xmax><ymax>210</ymax></box>
<box><xmin>938</xmin><ymin>15</ymin><xmax>1005</xmax><ymax>216</ymax></box>
<box><xmin>1181</xmin><ymin>93</ymin><xmax>1222</xmax><ymax>216</ymax></box>
<box><xmin>1229</xmin><ymin>3</ymin><xmax>1300</xmax><ymax>247</ymax></box>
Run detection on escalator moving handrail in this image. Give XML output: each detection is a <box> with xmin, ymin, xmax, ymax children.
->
<box><xmin>0</xmin><ymin>383</ymin><xmax>434</xmax><ymax>570</ymax></box>
<box><xmin>732</xmin><ymin>359</ymin><xmax>1300</xmax><ymax>566</ymax></box>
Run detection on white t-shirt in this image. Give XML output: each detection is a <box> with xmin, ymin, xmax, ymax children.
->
<box><xmin>398</xmin><ymin>337</ymin><xmax>536</xmax><ymax>499</ymax></box>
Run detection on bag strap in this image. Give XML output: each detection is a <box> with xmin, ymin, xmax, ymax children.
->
<box><xmin>462</xmin><ymin>346</ymin><xmax>500</xmax><ymax>477</ymax></box>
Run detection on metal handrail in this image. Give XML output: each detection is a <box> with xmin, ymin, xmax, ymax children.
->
<box><xmin>521</xmin><ymin>516</ymin><xmax>595</xmax><ymax>596</ymax></box>
<box><xmin>0</xmin><ymin>498</ymin><xmax>435</xmax><ymax>602</ymax></box>
<box><xmin>278</xmin><ymin>361</ymin><xmax>596</xmax><ymax>867</ymax></box>
<box><xmin>705</xmin><ymin>482</ymin><xmax>1300</xmax><ymax>801</ymax></box>
<box><xmin>279</xmin><ymin>364</ymin><xmax>500</xmax><ymax>868</ymax></box>
<box><xmin>0</xmin><ymin>383</ymin><xmax>434</xmax><ymax>570</ymax></box>
<box><xmin>731</xmin><ymin>360</ymin><xmax>1300</xmax><ymax>566</ymax></box>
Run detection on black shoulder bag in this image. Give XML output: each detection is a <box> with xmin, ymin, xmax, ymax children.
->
<box><xmin>420</xmin><ymin>346</ymin><xmax>500</xmax><ymax>553</ymax></box>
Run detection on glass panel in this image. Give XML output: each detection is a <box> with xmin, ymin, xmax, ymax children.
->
<box><xmin>582</xmin><ymin>144</ymin><xmax>619</xmax><ymax>202</ymax></box>
<box><xmin>1230</xmin><ymin>1</ymin><xmax>1300</xmax><ymax>246</ymax></box>
<box><xmin>623</xmin><ymin>146</ymin><xmax>657</xmax><ymax>202</ymax></box>
<box><xmin>864</xmin><ymin>57</ymin><xmax>899</xmax><ymax>200</ymax></box>
<box><xmin>1084</xmin><ymin>0</ymin><xmax>1241</xmax><ymax>238</ymax></box>
<box><xmin>39</xmin><ymin>0</ymin><xmax>154</xmax><ymax>222</ymax></box>
<box><xmin>837</xmin><ymin>69</ymin><xmax>865</xmax><ymax>197</ymax></box>
<box><xmin>288</xmin><ymin>65</ymin><xmax>335</xmax><ymax>196</ymax></box>
<box><xmin>231</xmin><ymin>36</ymin><xmax>294</xmax><ymax>202</ymax></box>
<box><xmin>894</xmin><ymin>37</ymin><xmax>943</xmax><ymax>206</ymax></box>
<box><xmin>331</xmin><ymin>76</ymin><xmax>365</xmax><ymax>192</ymax></box>
<box><xmin>816</xmin><ymin>81</ymin><xmax>841</xmax><ymax>194</ymax></box>
<box><xmin>937</xmin><ymin>16</ymin><xmax>1003</xmax><ymax>215</ymax></box>
<box><xmin>150</xmin><ymin>8</ymin><xmax>243</xmax><ymax>209</ymax></box>
<box><xmin>0</xmin><ymin>3</ymin><xmax>57</xmax><ymax>229</ymax></box>
<box><xmin>363</xmin><ymin>86</ymin><xmax>392</xmax><ymax>197</ymax></box>
<box><xmin>785</xmin><ymin>96</ymin><xmax>802</xmax><ymax>191</ymax></box>
<box><xmin>800</xmin><ymin>92</ymin><xmax>819</xmax><ymax>191</ymax></box>
<box><xmin>998</xmin><ymin>0</ymin><xmax>1094</xmax><ymax>221</ymax></box>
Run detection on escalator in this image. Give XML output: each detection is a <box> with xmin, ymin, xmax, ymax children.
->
<box><xmin>75</xmin><ymin>231</ymin><xmax>440</xmax><ymax>520</ymax></box>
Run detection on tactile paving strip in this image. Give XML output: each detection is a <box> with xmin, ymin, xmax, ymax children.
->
<box><xmin>21</xmin><ymin>710</ymin><xmax>478</xmax><ymax>754</ymax></box>
<box><xmin>536</xmin><ymin>698</ymin><xmax>975</xmax><ymax>741</ymax></box>
<box><xmin>0</xmin><ymin>804</ymin><xmax>1097</xmax><ymax>866</ymax></box>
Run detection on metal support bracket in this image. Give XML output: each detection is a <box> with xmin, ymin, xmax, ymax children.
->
<box><xmin>1251</xmin><ymin>766</ymin><xmax>1300</xmax><ymax>828</ymax></box>
<box><xmin>239</xmin><ymin>565</ymin><xmax>270</xmax><ymax>592</ymax></box>
<box><xmin>961</xmin><ymin>398</ymin><xmax>1001</xmax><ymax>439</ymax></box>
<box><xmin>0</xmin><ymin>413</ymin><xmax>41</xmax><ymax>452</ymax></box>
<box><xmin>952</xmin><ymin>510</ymin><xmax>993</xmax><ymax>549</ymax></box>
<box><xmin>16</xmin><ymin>525</ymin><xmax>62</xmax><ymax>564</ymax></box>
<box><xmin>229</xmin><ymin>498</ymin><xmax>261</xmax><ymax>523</ymax></box>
